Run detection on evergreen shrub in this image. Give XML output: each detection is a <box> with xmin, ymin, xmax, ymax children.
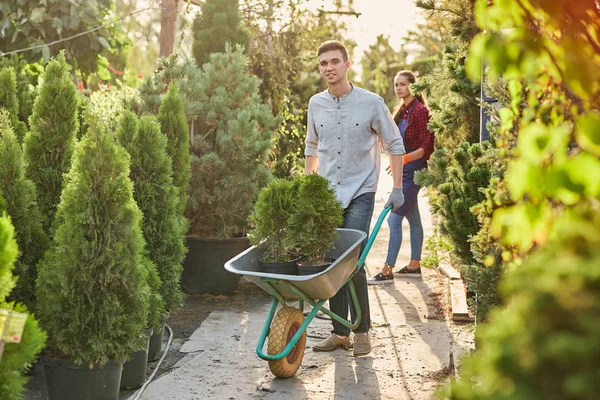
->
<box><xmin>0</xmin><ymin>67</ymin><xmax>27</xmax><ymax>143</ymax></box>
<box><xmin>0</xmin><ymin>214</ymin><xmax>46</xmax><ymax>400</ymax></box>
<box><xmin>36</xmin><ymin>124</ymin><xmax>150</xmax><ymax>365</ymax></box>
<box><xmin>0</xmin><ymin>111</ymin><xmax>48</xmax><ymax>307</ymax></box>
<box><xmin>117</xmin><ymin>112</ymin><xmax>186</xmax><ymax>312</ymax></box>
<box><xmin>285</xmin><ymin>174</ymin><xmax>344</xmax><ymax>264</ymax></box>
<box><xmin>23</xmin><ymin>51</ymin><xmax>79</xmax><ymax>233</ymax></box>
<box><xmin>187</xmin><ymin>45</ymin><xmax>276</xmax><ymax>238</ymax></box>
<box><xmin>249</xmin><ymin>178</ymin><xmax>296</xmax><ymax>262</ymax></box>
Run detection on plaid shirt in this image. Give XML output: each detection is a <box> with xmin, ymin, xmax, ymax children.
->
<box><xmin>394</xmin><ymin>98</ymin><xmax>435</xmax><ymax>160</ymax></box>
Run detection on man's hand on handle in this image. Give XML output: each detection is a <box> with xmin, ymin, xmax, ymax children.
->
<box><xmin>385</xmin><ymin>188</ymin><xmax>405</xmax><ymax>212</ymax></box>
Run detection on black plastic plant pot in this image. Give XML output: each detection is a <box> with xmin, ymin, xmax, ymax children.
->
<box><xmin>42</xmin><ymin>356</ymin><xmax>121</xmax><ymax>400</ymax></box>
<box><xmin>148</xmin><ymin>313</ymin><xmax>168</xmax><ymax>362</ymax></box>
<box><xmin>120</xmin><ymin>328</ymin><xmax>153</xmax><ymax>390</ymax></box>
<box><xmin>296</xmin><ymin>258</ymin><xmax>335</xmax><ymax>276</ymax></box>
<box><xmin>259</xmin><ymin>256</ymin><xmax>300</xmax><ymax>275</ymax></box>
<box><xmin>181</xmin><ymin>236</ymin><xmax>250</xmax><ymax>294</ymax></box>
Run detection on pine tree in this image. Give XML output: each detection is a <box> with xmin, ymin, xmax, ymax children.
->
<box><xmin>187</xmin><ymin>45</ymin><xmax>276</xmax><ymax>238</ymax></box>
<box><xmin>23</xmin><ymin>51</ymin><xmax>79</xmax><ymax>234</ymax></box>
<box><xmin>0</xmin><ymin>111</ymin><xmax>48</xmax><ymax>308</ymax></box>
<box><xmin>36</xmin><ymin>122</ymin><xmax>150</xmax><ymax>366</ymax></box>
<box><xmin>192</xmin><ymin>0</ymin><xmax>250</xmax><ymax>68</ymax></box>
<box><xmin>0</xmin><ymin>214</ymin><xmax>46</xmax><ymax>400</ymax></box>
<box><xmin>157</xmin><ymin>83</ymin><xmax>191</xmax><ymax>213</ymax></box>
<box><xmin>0</xmin><ymin>67</ymin><xmax>27</xmax><ymax>143</ymax></box>
<box><xmin>117</xmin><ymin>112</ymin><xmax>185</xmax><ymax>312</ymax></box>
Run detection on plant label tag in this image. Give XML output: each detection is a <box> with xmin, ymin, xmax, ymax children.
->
<box><xmin>0</xmin><ymin>309</ymin><xmax>28</xmax><ymax>344</ymax></box>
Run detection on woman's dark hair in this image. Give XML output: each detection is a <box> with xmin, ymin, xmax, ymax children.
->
<box><xmin>392</xmin><ymin>70</ymin><xmax>427</xmax><ymax>123</ymax></box>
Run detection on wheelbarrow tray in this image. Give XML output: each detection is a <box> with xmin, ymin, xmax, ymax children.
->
<box><xmin>224</xmin><ymin>228</ymin><xmax>367</xmax><ymax>300</ymax></box>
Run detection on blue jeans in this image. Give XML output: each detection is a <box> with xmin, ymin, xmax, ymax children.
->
<box><xmin>329</xmin><ymin>192</ymin><xmax>375</xmax><ymax>336</ymax></box>
<box><xmin>385</xmin><ymin>200</ymin><xmax>423</xmax><ymax>265</ymax></box>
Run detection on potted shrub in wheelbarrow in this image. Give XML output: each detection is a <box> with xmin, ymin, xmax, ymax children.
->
<box><xmin>249</xmin><ymin>178</ymin><xmax>299</xmax><ymax>274</ymax></box>
<box><xmin>35</xmin><ymin>122</ymin><xmax>151</xmax><ymax>400</ymax></box>
<box><xmin>285</xmin><ymin>174</ymin><xmax>344</xmax><ymax>275</ymax></box>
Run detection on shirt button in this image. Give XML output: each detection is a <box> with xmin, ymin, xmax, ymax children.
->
<box><xmin>338</xmin><ymin>166</ymin><xmax>341</xmax><ymax>169</ymax></box>
<box><xmin>337</xmin><ymin>151</ymin><xmax>340</xmax><ymax>154</ymax></box>
<box><xmin>338</xmin><ymin>107</ymin><xmax>340</xmax><ymax>109</ymax></box>
<box><xmin>338</xmin><ymin>137</ymin><xmax>340</xmax><ymax>139</ymax></box>
<box><xmin>337</xmin><ymin>182</ymin><xmax>341</xmax><ymax>185</ymax></box>
<box><xmin>338</xmin><ymin>122</ymin><xmax>340</xmax><ymax>125</ymax></box>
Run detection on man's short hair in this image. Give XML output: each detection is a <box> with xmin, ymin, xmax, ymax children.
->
<box><xmin>317</xmin><ymin>40</ymin><xmax>349</xmax><ymax>62</ymax></box>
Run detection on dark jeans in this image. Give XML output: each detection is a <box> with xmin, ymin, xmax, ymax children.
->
<box><xmin>330</xmin><ymin>192</ymin><xmax>375</xmax><ymax>336</ymax></box>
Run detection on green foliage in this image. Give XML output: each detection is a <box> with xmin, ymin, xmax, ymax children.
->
<box><xmin>420</xmin><ymin>227</ymin><xmax>453</xmax><ymax>269</ymax></box>
<box><xmin>0</xmin><ymin>0</ymin><xmax>129</xmax><ymax>77</ymax></box>
<box><xmin>451</xmin><ymin>208</ymin><xmax>600</xmax><ymax>400</ymax></box>
<box><xmin>0</xmin><ymin>111</ymin><xmax>48</xmax><ymax>308</ymax></box>
<box><xmin>157</xmin><ymin>83</ymin><xmax>191</xmax><ymax>213</ymax></box>
<box><xmin>0</xmin><ymin>215</ymin><xmax>46</xmax><ymax>400</ymax></box>
<box><xmin>192</xmin><ymin>0</ymin><xmax>250</xmax><ymax>68</ymax></box>
<box><xmin>36</xmin><ymin>124</ymin><xmax>150</xmax><ymax>366</ymax></box>
<box><xmin>23</xmin><ymin>51</ymin><xmax>79</xmax><ymax>234</ymax></box>
<box><xmin>360</xmin><ymin>34</ymin><xmax>408</xmax><ymax>107</ymax></box>
<box><xmin>0</xmin><ymin>68</ymin><xmax>27</xmax><ymax>143</ymax></box>
<box><xmin>85</xmin><ymin>83</ymin><xmax>140</xmax><ymax>134</ymax></box>
<box><xmin>187</xmin><ymin>45</ymin><xmax>276</xmax><ymax>238</ymax></box>
<box><xmin>117</xmin><ymin>112</ymin><xmax>185</xmax><ymax>312</ymax></box>
<box><xmin>0</xmin><ymin>55</ymin><xmax>41</xmax><ymax>126</ymax></box>
<box><xmin>285</xmin><ymin>174</ymin><xmax>344</xmax><ymax>264</ymax></box>
<box><xmin>249</xmin><ymin>178</ymin><xmax>296</xmax><ymax>262</ymax></box>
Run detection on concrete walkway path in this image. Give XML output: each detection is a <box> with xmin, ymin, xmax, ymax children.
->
<box><xmin>140</xmin><ymin>157</ymin><xmax>453</xmax><ymax>400</ymax></box>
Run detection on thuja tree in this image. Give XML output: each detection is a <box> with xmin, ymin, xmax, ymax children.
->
<box><xmin>36</xmin><ymin>123</ymin><xmax>150</xmax><ymax>365</ymax></box>
<box><xmin>117</xmin><ymin>112</ymin><xmax>185</xmax><ymax>311</ymax></box>
<box><xmin>0</xmin><ymin>55</ymin><xmax>40</xmax><ymax>127</ymax></box>
<box><xmin>0</xmin><ymin>68</ymin><xmax>27</xmax><ymax>143</ymax></box>
<box><xmin>0</xmin><ymin>111</ymin><xmax>48</xmax><ymax>308</ymax></box>
<box><xmin>187</xmin><ymin>45</ymin><xmax>276</xmax><ymax>238</ymax></box>
<box><xmin>0</xmin><ymin>214</ymin><xmax>46</xmax><ymax>400</ymax></box>
<box><xmin>449</xmin><ymin>0</ymin><xmax>600</xmax><ymax>397</ymax></box>
<box><xmin>23</xmin><ymin>51</ymin><xmax>79</xmax><ymax>233</ymax></box>
<box><xmin>192</xmin><ymin>0</ymin><xmax>249</xmax><ymax>68</ymax></box>
<box><xmin>157</xmin><ymin>83</ymin><xmax>191</xmax><ymax>213</ymax></box>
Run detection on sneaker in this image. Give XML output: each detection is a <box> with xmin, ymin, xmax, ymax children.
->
<box><xmin>395</xmin><ymin>265</ymin><xmax>421</xmax><ymax>274</ymax></box>
<box><xmin>367</xmin><ymin>272</ymin><xmax>394</xmax><ymax>285</ymax></box>
<box><xmin>312</xmin><ymin>334</ymin><xmax>350</xmax><ymax>352</ymax></box>
<box><xmin>353</xmin><ymin>332</ymin><xmax>372</xmax><ymax>356</ymax></box>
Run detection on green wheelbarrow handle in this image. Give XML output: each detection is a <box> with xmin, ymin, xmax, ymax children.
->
<box><xmin>356</xmin><ymin>205</ymin><xmax>392</xmax><ymax>271</ymax></box>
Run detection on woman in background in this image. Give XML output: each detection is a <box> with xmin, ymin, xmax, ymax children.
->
<box><xmin>369</xmin><ymin>70</ymin><xmax>435</xmax><ymax>284</ymax></box>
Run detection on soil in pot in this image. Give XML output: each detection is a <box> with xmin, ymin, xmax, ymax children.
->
<box><xmin>296</xmin><ymin>257</ymin><xmax>336</xmax><ymax>276</ymax></box>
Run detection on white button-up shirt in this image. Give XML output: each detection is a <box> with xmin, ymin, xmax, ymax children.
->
<box><xmin>305</xmin><ymin>86</ymin><xmax>405</xmax><ymax>208</ymax></box>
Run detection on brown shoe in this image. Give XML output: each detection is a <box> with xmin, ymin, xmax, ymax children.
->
<box><xmin>313</xmin><ymin>334</ymin><xmax>350</xmax><ymax>352</ymax></box>
<box><xmin>353</xmin><ymin>332</ymin><xmax>372</xmax><ymax>356</ymax></box>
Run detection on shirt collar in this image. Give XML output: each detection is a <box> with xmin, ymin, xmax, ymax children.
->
<box><xmin>400</xmin><ymin>97</ymin><xmax>418</xmax><ymax>111</ymax></box>
<box><xmin>327</xmin><ymin>83</ymin><xmax>355</xmax><ymax>101</ymax></box>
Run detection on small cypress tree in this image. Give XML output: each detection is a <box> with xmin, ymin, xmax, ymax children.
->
<box><xmin>0</xmin><ymin>214</ymin><xmax>46</xmax><ymax>400</ymax></box>
<box><xmin>36</xmin><ymin>123</ymin><xmax>150</xmax><ymax>365</ymax></box>
<box><xmin>285</xmin><ymin>174</ymin><xmax>344</xmax><ymax>264</ymax></box>
<box><xmin>157</xmin><ymin>83</ymin><xmax>191</xmax><ymax>213</ymax></box>
<box><xmin>0</xmin><ymin>111</ymin><xmax>48</xmax><ymax>308</ymax></box>
<box><xmin>0</xmin><ymin>67</ymin><xmax>27</xmax><ymax>143</ymax></box>
<box><xmin>23</xmin><ymin>51</ymin><xmax>79</xmax><ymax>234</ymax></box>
<box><xmin>192</xmin><ymin>0</ymin><xmax>250</xmax><ymax>67</ymax></box>
<box><xmin>117</xmin><ymin>112</ymin><xmax>185</xmax><ymax>311</ymax></box>
<box><xmin>187</xmin><ymin>45</ymin><xmax>276</xmax><ymax>238</ymax></box>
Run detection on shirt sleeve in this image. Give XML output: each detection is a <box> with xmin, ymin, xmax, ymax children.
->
<box><xmin>304</xmin><ymin>99</ymin><xmax>318</xmax><ymax>156</ymax></box>
<box><xmin>372</xmin><ymin>97</ymin><xmax>405</xmax><ymax>155</ymax></box>
<box><xmin>412</xmin><ymin>107</ymin><xmax>435</xmax><ymax>160</ymax></box>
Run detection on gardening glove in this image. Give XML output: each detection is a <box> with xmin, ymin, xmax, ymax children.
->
<box><xmin>385</xmin><ymin>188</ymin><xmax>404</xmax><ymax>212</ymax></box>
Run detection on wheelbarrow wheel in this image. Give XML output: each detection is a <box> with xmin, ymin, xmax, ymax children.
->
<box><xmin>267</xmin><ymin>306</ymin><xmax>306</xmax><ymax>378</ymax></box>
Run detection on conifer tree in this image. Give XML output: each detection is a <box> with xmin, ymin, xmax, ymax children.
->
<box><xmin>36</xmin><ymin>122</ymin><xmax>150</xmax><ymax>366</ymax></box>
<box><xmin>117</xmin><ymin>112</ymin><xmax>185</xmax><ymax>311</ymax></box>
<box><xmin>0</xmin><ymin>214</ymin><xmax>46</xmax><ymax>400</ymax></box>
<box><xmin>157</xmin><ymin>83</ymin><xmax>191</xmax><ymax>213</ymax></box>
<box><xmin>187</xmin><ymin>45</ymin><xmax>276</xmax><ymax>238</ymax></box>
<box><xmin>0</xmin><ymin>68</ymin><xmax>27</xmax><ymax>143</ymax></box>
<box><xmin>0</xmin><ymin>111</ymin><xmax>48</xmax><ymax>308</ymax></box>
<box><xmin>192</xmin><ymin>0</ymin><xmax>250</xmax><ymax>67</ymax></box>
<box><xmin>23</xmin><ymin>51</ymin><xmax>79</xmax><ymax>234</ymax></box>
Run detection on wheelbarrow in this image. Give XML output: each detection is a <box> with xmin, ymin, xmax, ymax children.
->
<box><xmin>224</xmin><ymin>206</ymin><xmax>392</xmax><ymax>378</ymax></box>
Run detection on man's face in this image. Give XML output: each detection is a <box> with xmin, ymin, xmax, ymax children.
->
<box><xmin>317</xmin><ymin>50</ymin><xmax>350</xmax><ymax>85</ymax></box>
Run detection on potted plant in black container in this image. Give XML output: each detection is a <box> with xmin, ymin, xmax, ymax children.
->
<box><xmin>36</xmin><ymin>123</ymin><xmax>151</xmax><ymax>400</ymax></box>
<box><xmin>286</xmin><ymin>174</ymin><xmax>344</xmax><ymax>275</ymax></box>
<box><xmin>249</xmin><ymin>178</ymin><xmax>298</xmax><ymax>274</ymax></box>
<box><xmin>181</xmin><ymin>45</ymin><xmax>276</xmax><ymax>294</ymax></box>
